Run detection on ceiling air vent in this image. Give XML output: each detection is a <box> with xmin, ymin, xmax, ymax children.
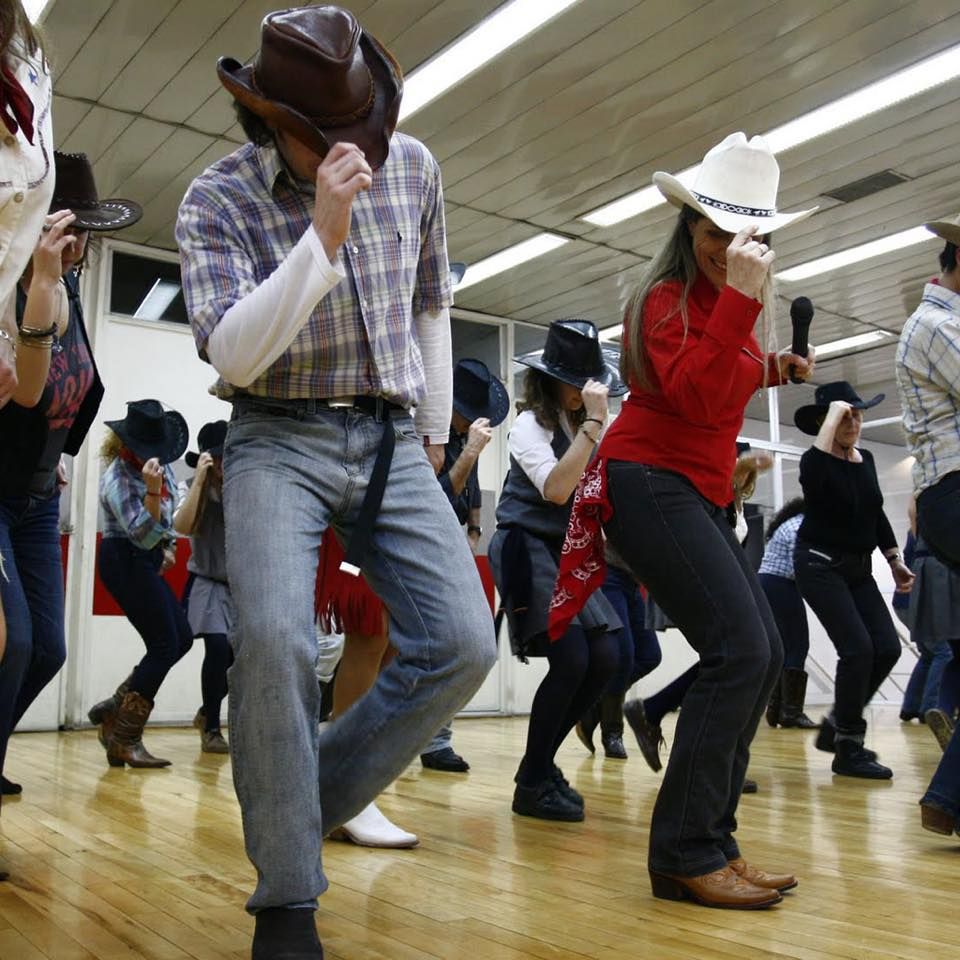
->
<box><xmin>822</xmin><ymin>170</ymin><xmax>911</xmax><ymax>204</ymax></box>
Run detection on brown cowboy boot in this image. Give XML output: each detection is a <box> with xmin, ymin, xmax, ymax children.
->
<box><xmin>106</xmin><ymin>692</ymin><xmax>171</xmax><ymax>768</ymax></box>
<box><xmin>87</xmin><ymin>674</ymin><xmax>133</xmax><ymax>748</ymax></box>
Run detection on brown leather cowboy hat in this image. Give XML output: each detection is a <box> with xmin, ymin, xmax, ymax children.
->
<box><xmin>217</xmin><ymin>6</ymin><xmax>403</xmax><ymax>171</ymax></box>
<box><xmin>51</xmin><ymin>152</ymin><xmax>142</xmax><ymax>231</ymax></box>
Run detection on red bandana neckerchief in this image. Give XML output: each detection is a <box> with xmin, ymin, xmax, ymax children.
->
<box><xmin>0</xmin><ymin>63</ymin><xmax>34</xmax><ymax>143</ymax></box>
<box><xmin>547</xmin><ymin>457</ymin><xmax>613</xmax><ymax>640</ymax></box>
<box><xmin>119</xmin><ymin>447</ymin><xmax>167</xmax><ymax>500</ymax></box>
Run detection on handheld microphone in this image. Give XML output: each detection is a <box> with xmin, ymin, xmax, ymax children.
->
<box><xmin>789</xmin><ymin>296</ymin><xmax>814</xmax><ymax>384</ymax></box>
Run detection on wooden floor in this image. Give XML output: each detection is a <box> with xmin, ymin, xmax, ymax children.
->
<box><xmin>0</xmin><ymin>710</ymin><xmax>957</xmax><ymax>960</ymax></box>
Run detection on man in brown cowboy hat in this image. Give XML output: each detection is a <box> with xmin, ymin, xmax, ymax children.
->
<box><xmin>176</xmin><ymin>8</ymin><xmax>495</xmax><ymax>958</ymax></box>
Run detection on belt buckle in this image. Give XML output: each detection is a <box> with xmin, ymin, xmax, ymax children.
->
<box><xmin>326</xmin><ymin>395</ymin><xmax>355</xmax><ymax>410</ymax></box>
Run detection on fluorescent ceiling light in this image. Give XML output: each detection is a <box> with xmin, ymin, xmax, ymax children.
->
<box><xmin>399</xmin><ymin>0</ymin><xmax>582</xmax><ymax>122</ymax></box>
<box><xmin>814</xmin><ymin>330</ymin><xmax>893</xmax><ymax>358</ymax></box>
<box><xmin>134</xmin><ymin>279</ymin><xmax>181</xmax><ymax>322</ymax></box>
<box><xmin>777</xmin><ymin>226</ymin><xmax>932</xmax><ymax>282</ymax></box>
<box><xmin>22</xmin><ymin>0</ymin><xmax>52</xmax><ymax>24</ymax></box>
<box><xmin>455</xmin><ymin>234</ymin><xmax>570</xmax><ymax>291</ymax></box>
<box><xmin>582</xmin><ymin>41</ymin><xmax>960</xmax><ymax>227</ymax></box>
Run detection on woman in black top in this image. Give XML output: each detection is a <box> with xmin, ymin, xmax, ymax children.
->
<box><xmin>793</xmin><ymin>382</ymin><xmax>914</xmax><ymax>779</ymax></box>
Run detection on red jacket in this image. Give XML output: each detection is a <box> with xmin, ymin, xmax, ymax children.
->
<box><xmin>600</xmin><ymin>273</ymin><xmax>781</xmax><ymax>506</ymax></box>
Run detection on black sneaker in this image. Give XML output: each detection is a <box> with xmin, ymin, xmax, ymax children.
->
<box><xmin>420</xmin><ymin>747</ymin><xmax>470</xmax><ymax>772</ymax></box>
<box><xmin>623</xmin><ymin>699</ymin><xmax>664</xmax><ymax>772</ymax></box>
<box><xmin>0</xmin><ymin>776</ymin><xmax>22</xmax><ymax>796</ymax></box>
<box><xmin>551</xmin><ymin>765</ymin><xmax>584</xmax><ymax>808</ymax></box>
<box><xmin>513</xmin><ymin>780</ymin><xmax>584</xmax><ymax>822</ymax></box>
<box><xmin>831</xmin><ymin>741</ymin><xmax>892</xmax><ymax>780</ymax></box>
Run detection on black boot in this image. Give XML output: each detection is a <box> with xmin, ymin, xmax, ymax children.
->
<box><xmin>831</xmin><ymin>739</ymin><xmax>892</xmax><ymax>779</ymax></box>
<box><xmin>600</xmin><ymin>692</ymin><xmax>627</xmax><ymax>759</ymax></box>
<box><xmin>778</xmin><ymin>669</ymin><xmax>820</xmax><ymax>729</ymax></box>
<box><xmin>512</xmin><ymin>779</ymin><xmax>584</xmax><ymax>822</ymax></box>
<box><xmin>575</xmin><ymin>699</ymin><xmax>600</xmax><ymax>755</ymax></box>
<box><xmin>815</xmin><ymin>717</ymin><xmax>878</xmax><ymax>761</ymax></box>
<box><xmin>253</xmin><ymin>906</ymin><xmax>324</xmax><ymax>960</ymax></box>
<box><xmin>623</xmin><ymin>699</ymin><xmax>664</xmax><ymax>772</ymax></box>
<box><xmin>765</xmin><ymin>673</ymin><xmax>782</xmax><ymax>727</ymax></box>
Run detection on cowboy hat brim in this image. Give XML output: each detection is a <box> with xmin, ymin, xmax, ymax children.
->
<box><xmin>516</xmin><ymin>349</ymin><xmax>628</xmax><ymax>398</ymax></box>
<box><xmin>793</xmin><ymin>392</ymin><xmax>884</xmax><ymax>436</ymax></box>
<box><xmin>653</xmin><ymin>171</ymin><xmax>818</xmax><ymax>235</ymax></box>
<box><xmin>217</xmin><ymin>32</ymin><xmax>402</xmax><ymax>172</ymax></box>
<box><xmin>59</xmin><ymin>199</ymin><xmax>142</xmax><ymax>232</ymax></box>
<box><xmin>105</xmin><ymin>410</ymin><xmax>189</xmax><ymax>465</ymax></box>
<box><xmin>453</xmin><ymin>377</ymin><xmax>510</xmax><ymax>427</ymax></box>
<box><xmin>185</xmin><ymin>442</ymin><xmax>224</xmax><ymax>470</ymax></box>
<box><xmin>924</xmin><ymin>220</ymin><xmax>960</xmax><ymax>246</ymax></box>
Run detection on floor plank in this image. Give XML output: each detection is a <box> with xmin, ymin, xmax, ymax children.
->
<box><xmin>1</xmin><ymin>709</ymin><xmax>957</xmax><ymax>959</ymax></box>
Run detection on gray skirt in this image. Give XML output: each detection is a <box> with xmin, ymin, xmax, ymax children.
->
<box><xmin>489</xmin><ymin>527</ymin><xmax>620</xmax><ymax>659</ymax></box>
<box><xmin>186</xmin><ymin>574</ymin><xmax>234</xmax><ymax>637</ymax></box>
<box><xmin>909</xmin><ymin>552</ymin><xmax>960</xmax><ymax>648</ymax></box>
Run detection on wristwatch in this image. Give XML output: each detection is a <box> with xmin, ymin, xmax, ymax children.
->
<box><xmin>467</xmin><ymin>524</ymin><xmax>482</xmax><ymax>536</ymax></box>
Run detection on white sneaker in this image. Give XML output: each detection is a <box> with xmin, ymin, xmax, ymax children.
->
<box><xmin>329</xmin><ymin>801</ymin><xmax>418</xmax><ymax>848</ymax></box>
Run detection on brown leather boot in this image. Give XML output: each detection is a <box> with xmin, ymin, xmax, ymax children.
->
<box><xmin>106</xmin><ymin>692</ymin><xmax>171</xmax><ymax>768</ymax></box>
<box><xmin>728</xmin><ymin>856</ymin><xmax>797</xmax><ymax>892</ymax></box>
<box><xmin>88</xmin><ymin>674</ymin><xmax>134</xmax><ymax>748</ymax></box>
<box><xmin>649</xmin><ymin>865</ymin><xmax>782</xmax><ymax>908</ymax></box>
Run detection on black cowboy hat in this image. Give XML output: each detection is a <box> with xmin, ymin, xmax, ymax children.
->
<box><xmin>217</xmin><ymin>5</ymin><xmax>403</xmax><ymax>172</ymax></box>
<box><xmin>515</xmin><ymin>319</ymin><xmax>628</xmax><ymax>397</ymax></box>
<box><xmin>105</xmin><ymin>399</ymin><xmax>188</xmax><ymax>465</ymax></box>
<box><xmin>51</xmin><ymin>152</ymin><xmax>142</xmax><ymax>231</ymax></box>
<box><xmin>793</xmin><ymin>381</ymin><xmax>884</xmax><ymax>436</ymax></box>
<box><xmin>453</xmin><ymin>358</ymin><xmax>509</xmax><ymax>427</ymax></box>
<box><xmin>185</xmin><ymin>420</ymin><xmax>228</xmax><ymax>469</ymax></box>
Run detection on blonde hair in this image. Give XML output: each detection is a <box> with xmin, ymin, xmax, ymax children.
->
<box><xmin>621</xmin><ymin>206</ymin><xmax>777</xmax><ymax>392</ymax></box>
<box><xmin>99</xmin><ymin>429</ymin><xmax>123</xmax><ymax>464</ymax></box>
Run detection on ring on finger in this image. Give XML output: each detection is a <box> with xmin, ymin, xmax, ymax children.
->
<box><xmin>41</xmin><ymin>223</ymin><xmax>52</xmax><ymax>233</ymax></box>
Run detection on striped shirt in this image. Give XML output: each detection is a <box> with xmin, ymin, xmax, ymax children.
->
<box><xmin>758</xmin><ymin>514</ymin><xmax>802</xmax><ymax>580</ymax></box>
<box><xmin>176</xmin><ymin>134</ymin><xmax>451</xmax><ymax>405</ymax></box>
<box><xmin>896</xmin><ymin>281</ymin><xmax>960</xmax><ymax>494</ymax></box>
<box><xmin>100</xmin><ymin>457</ymin><xmax>177</xmax><ymax>550</ymax></box>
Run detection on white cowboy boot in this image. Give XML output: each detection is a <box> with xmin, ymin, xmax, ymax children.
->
<box><xmin>329</xmin><ymin>801</ymin><xmax>418</xmax><ymax>848</ymax></box>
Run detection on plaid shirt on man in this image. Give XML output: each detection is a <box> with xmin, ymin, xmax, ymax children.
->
<box><xmin>896</xmin><ymin>281</ymin><xmax>960</xmax><ymax>494</ymax></box>
<box><xmin>758</xmin><ymin>514</ymin><xmax>802</xmax><ymax>580</ymax></box>
<box><xmin>100</xmin><ymin>457</ymin><xmax>177</xmax><ymax>550</ymax></box>
<box><xmin>176</xmin><ymin>134</ymin><xmax>451</xmax><ymax>405</ymax></box>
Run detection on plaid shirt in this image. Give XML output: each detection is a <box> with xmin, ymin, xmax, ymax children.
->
<box><xmin>100</xmin><ymin>457</ymin><xmax>177</xmax><ymax>550</ymax></box>
<box><xmin>896</xmin><ymin>281</ymin><xmax>960</xmax><ymax>494</ymax></box>
<box><xmin>176</xmin><ymin>134</ymin><xmax>451</xmax><ymax>404</ymax></box>
<box><xmin>758</xmin><ymin>514</ymin><xmax>802</xmax><ymax>580</ymax></box>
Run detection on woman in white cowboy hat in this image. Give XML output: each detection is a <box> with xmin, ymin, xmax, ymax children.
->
<box><xmin>490</xmin><ymin>318</ymin><xmax>627</xmax><ymax>822</ymax></box>
<box><xmin>792</xmin><ymin>382</ymin><xmax>914</xmax><ymax>779</ymax></box>
<box><xmin>0</xmin><ymin>151</ymin><xmax>141</xmax><ymax>799</ymax></box>
<box><xmin>86</xmin><ymin>399</ymin><xmax>192</xmax><ymax>768</ymax></box>
<box><xmin>550</xmin><ymin>132</ymin><xmax>816</xmax><ymax>908</ymax></box>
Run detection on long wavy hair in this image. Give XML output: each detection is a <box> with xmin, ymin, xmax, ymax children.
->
<box><xmin>516</xmin><ymin>368</ymin><xmax>585</xmax><ymax>432</ymax></box>
<box><xmin>0</xmin><ymin>1</ymin><xmax>43</xmax><ymax>63</ymax></box>
<box><xmin>765</xmin><ymin>496</ymin><xmax>805</xmax><ymax>542</ymax></box>
<box><xmin>621</xmin><ymin>205</ymin><xmax>776</xmax><ymax>391</ymax></box>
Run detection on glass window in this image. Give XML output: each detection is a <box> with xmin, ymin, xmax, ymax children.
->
<box><xmin>110</xmin><ymin>251</ymin><xmax>188</xmax><ymax>326</ymax></box>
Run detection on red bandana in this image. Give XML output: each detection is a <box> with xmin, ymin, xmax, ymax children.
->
<box><xmin>0</xmin><ymin>64</ymin><xmax>34</xmax><ymax>144</ymax></box>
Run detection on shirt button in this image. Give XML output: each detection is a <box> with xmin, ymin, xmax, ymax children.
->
<box><xmin>13</xmin><ymin>191</ymin><xmax>23</xmax><ymax>202</ymax></box>
<box><xmin>352</xmin><ymin>245</ymin><xmax>359</xmax><ymax>254</ymax></box>
<box><xmin>3</xmin><ymin>136</ymin><xmax>14</xmax><ymax>147</ymax></box>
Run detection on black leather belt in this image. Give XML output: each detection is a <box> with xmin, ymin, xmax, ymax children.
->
<box><xmin>232</xmin><ymin>394</ymin><xmax>408</xmax><ymax>578</ymax></box>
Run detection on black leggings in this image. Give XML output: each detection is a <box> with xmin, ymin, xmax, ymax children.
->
<box><xmin>516</xmin><ymin>625</ymin><xmax>619</xmax><ymax>786</ymax></box>
<box><xmin>98</xmin><ymin>537</ymin><xmax>193</xmax><ymax>701</ymax></box>
<box><xmin>199</xmin><ymin>633</ymin><xmax>233</xmax><ymax>730</ymax></box>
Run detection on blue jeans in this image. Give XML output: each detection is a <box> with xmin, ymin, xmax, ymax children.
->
<box><xmin>923</xmin><ymin>721</ymin><xmax>960</xmax><ymax>819</ymax></box>
<box><xmin>601</xmin><ymin>564</ymin><xmax>662</xmax><ymax>693</ymax></box>
<box><xmin>0</xmin><ymin>494</ymin><xmax>66</xmax><ymax>780</ymax></box>
<box><xmin>223</xmin><ymin>404</ymin><xmax>496</xmax><ymax>912</ymax></box>
<box><xmin>422</xmin><ymin>720</ymin><xmax>454</xmax><ymax>756</ymax></box>
<box><xmin>902</xmin><ymin>637</ymin><xmax>955</xmax><ymax>717</ymax></box>
<box><xmin>604</xmin><ymin>462</ymin><xmax>782</xmax><ymax>877</ymax></box>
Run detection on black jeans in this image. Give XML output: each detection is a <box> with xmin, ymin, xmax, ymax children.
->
<box><xmin>793</xmin><ymin>541</ymin><xmax>900</xmax><ymax>737</ymax></box>
<box><xmin>758</xmin><ymin>573</ymin><xmax>809</xmax><ymax>671</ymax></box>
<box><xmin>917</xmin><ymin>470</ymin><xmax>960</xmax><ymax>570</ymax></box>
<box><xmin>604</xmin><ymin>462</ymin><xmax>782</xmax><ymax>877</ymax></box>
<box><xmin>98</xmin><ymin>537</ymin><xmax>193</xmax><ymax>701</ymax></box>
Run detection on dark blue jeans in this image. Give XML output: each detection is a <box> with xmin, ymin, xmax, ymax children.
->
<box><xmin>758</xmin><ymin>572</ymin><xmax>809</xmax><ymax>671</ymax></box>
<box><xmin>0</xmin><ymin>494</ymin><xmax>65</xmax><ymax>780</ymax></box>
<box><xmin>794</xmin><ymin>542</ymin><xmax>901</xmax><ymax>738</ymax></box>
<box><xmin>604</xmin><ymin>462</ymin><xmax>782</xmax><ymax>877</ymax></box>
<box><xmin>98</xmin><ymin>537</ymin><xmax>193</xmax><ymax>701</ymax></box>
<box><xmin>601</xmin><ymin>564</ymin><xmax>662</xmax><ymax>694</ymax></box>
<box><xmin>923</xmin><ymin>721</ymin><xmax>960</xmax><ymax>819</ymax></box>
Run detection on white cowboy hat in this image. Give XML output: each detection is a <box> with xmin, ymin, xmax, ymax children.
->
<box><xmin>653</xmin><ymin>132</ymin><xmax>817</xmax><ymax>234</ymax></box>
<box><xmin>925</xmin><ymin>213</ymin><xmax>960</xmax><ymax>246</ymax></box>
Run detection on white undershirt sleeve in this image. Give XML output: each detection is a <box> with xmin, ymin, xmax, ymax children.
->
<box><xmin>206</xmin><ymin>227</ymin><xmax>345</xmax><ymax>387</ymax></box>
<box><xmin>413</xmin><ymin>305</ymin><xmax>452</xmax><ymax>443</ymax></box>
<box><xmin>509</xmin><ymin>410</ymin><xmax>562</xmax><ymax>499</ymax></box>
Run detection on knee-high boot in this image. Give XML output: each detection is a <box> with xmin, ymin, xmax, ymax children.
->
<box><xmin>778</xmin><ymin>668</ymin><xmax>820</xmax><ymax>729</ymax></box>
<box><xmin>106</xmin><ymin>692</ymin><xmax>171</xmax><ymax>768</ymax></box>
